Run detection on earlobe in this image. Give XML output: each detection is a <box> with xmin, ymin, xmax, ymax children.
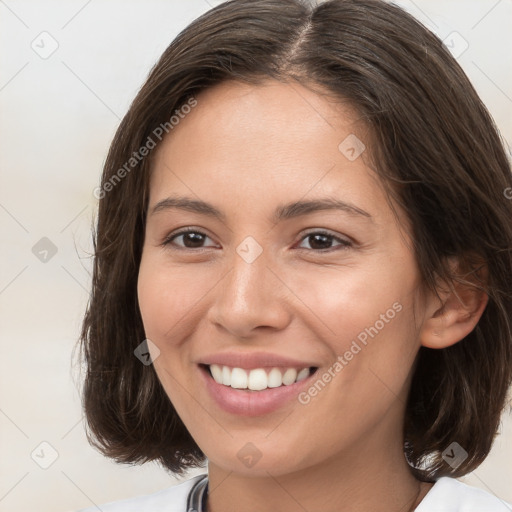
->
<box><xmin>420</xmin><ymin>259</ymin><xmax>489</xmax><ymax>349</ymax></box>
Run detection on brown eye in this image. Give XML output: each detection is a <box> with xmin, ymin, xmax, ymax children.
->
<box><xmin>163</xmin><ymin>229</ymin><xmax>217</xmax><ymax>249</ymax></box>
<box><xmin>298</xmin><ymin>231</ymin><xmax>352</xmax><ymax>251</ymax></box>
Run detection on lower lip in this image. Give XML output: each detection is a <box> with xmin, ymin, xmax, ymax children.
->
<box><xmin>198</xmin><ymin>365</ymin><xmax>318</xmax><ymax>417</ymax></box>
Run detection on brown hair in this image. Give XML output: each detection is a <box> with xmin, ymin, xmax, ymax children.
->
<box><xmin>79</xmin><ymin>0</ymin><xmax>512</xmax><ymax>480</ymax></box>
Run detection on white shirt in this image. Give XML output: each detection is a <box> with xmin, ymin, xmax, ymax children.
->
<box><xmin>74</xmin><ymin>473</ymin><xmax>512</xmax><ymax>511</ymax></box>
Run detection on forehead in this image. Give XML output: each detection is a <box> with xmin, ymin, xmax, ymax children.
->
<box><xmin>192</xmin><ymin>78</ymin><xmax>359</xmax><ymax>128</ymax></box>
<box><xmin>173</xmin><ymin>79</ymin><xmax>363</xmax><ymax>151</ymax></box>
<box><xmin>148</xmin><ymin>79</ymin><xmax>402</xmax><ymax>230</ymax></box>
<box><xmin>154</xmin><ymin>79</ymin><xmax>365</xmax><ymax>167</ymax></box>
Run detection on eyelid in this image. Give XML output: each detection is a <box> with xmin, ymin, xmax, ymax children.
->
<box><xmin>295</xmin><ymin>228</ymin><xmax>353</xmax><ymax>250</ymax></box>
<box><xmin>161</xmin><ymin>227</ymin><xmax>218</xmax><ymax>249</ymax></box>
<box><xmin>161</xmin><ymin>227</ymin><xmax>354</xmax><ymax>251</ymax></box>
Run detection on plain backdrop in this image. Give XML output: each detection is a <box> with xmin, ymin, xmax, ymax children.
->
<box><xmin>0</xmin><ymin>0</ymin><xmax>511</xmax><ymax>511</ymax></box>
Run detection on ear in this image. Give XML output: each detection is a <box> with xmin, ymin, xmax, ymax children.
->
<box><xmin>420</xmin><ymin>256</ymin><xmax>489</xmax><ymax>349</ymax></box>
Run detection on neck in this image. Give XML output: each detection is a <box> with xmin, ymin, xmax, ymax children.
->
<box><xmin>205</xmin><ymin>417</ymin><xmax>433</xmax><ymax>512</ymax></box>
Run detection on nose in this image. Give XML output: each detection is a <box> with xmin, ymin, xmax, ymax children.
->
<box><xmin>207</xmin><ymin>244</ymin><xmax>292</xmax><ymax>338</ymax></box>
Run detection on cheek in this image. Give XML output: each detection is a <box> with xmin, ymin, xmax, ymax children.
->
<box><xmin>137</xmin><ymin>257</ymin><xmax>212</xmax><ymax>343</ymax></box>
<box><xmin>288</xmin><ymin>263</ymin><xmax>407</xmax><ymax>347</ymax></box>
<box><xmin>136</xmin><ymin>257</ymin><xmax>208</xmax><ymax>401</ymax></box>
<box><xmin>290</xmin><ymin>258</ymin><xmax>421</xmax><ymax>393</ymax></box>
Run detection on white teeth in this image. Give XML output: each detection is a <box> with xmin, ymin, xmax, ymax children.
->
<box><xmin>230</xmin><ymin>367</ymin><xmax>248</xmax><ymax>389</ymax></box>
<box><xmin>210</xmin><ymin>363</ymin><xmax>223</xmax><ymax>383</ymax></box>
<box><xmin>248</xmin><ymin>369</ymin><xmax>267</xmax><ymax>390</ymax></box>
<box><xmin>296</xmin><ymin>367</ymin><xmax>310</xmax><ymax>382</ymax></box>
<box><xmin>222</xmin><ymin>365</ymin><xmax>230</xmax><ymax>386</ymax></box>
<box><xmin>282</xmin><ymin>368</ymin><xmax>297</xmax><ymax>385</ymax></box>
<box><xmin>208</xmin><ymin>364</ymin><xmax>312</xmax><ymax>390</ymax></box>
<box><xmin>267</xmin><ymin>368</ymin><xmax>282</xmax><ymax>388</ymax></box>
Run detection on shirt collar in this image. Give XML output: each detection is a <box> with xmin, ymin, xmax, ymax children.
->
<box><xmin>186</xmin><ymin>474</ymin><xmax>209</xmax><ymax>512</ymax></box>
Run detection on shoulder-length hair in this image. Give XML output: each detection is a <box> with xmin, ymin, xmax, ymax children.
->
<box><xmin>79</xmin><ymin>0</ymin><xmax>512</xmax><ymax>480</ymax></box>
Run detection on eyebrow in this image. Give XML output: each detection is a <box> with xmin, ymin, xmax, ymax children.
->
<box><xmin>150</xmin><ymin>195</ymin><xmax>372</xmax><ymax>223</ymax></box>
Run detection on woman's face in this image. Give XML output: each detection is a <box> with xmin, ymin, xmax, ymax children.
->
<box><xmin>137</xmin><ymin>79</ymin><xmax>434</xmax><ymax>476</ymax></box>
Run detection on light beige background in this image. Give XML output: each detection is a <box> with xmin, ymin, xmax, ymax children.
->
<box><xmin>0</xmin><ymin>1</ymin><xmax>511</xmax><ymax>511</ymax></box>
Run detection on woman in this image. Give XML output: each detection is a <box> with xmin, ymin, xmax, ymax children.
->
<box><xmin>77</xmin><ymin>0</ymin><xmax>512</xmax><ymax>510</ymax></box>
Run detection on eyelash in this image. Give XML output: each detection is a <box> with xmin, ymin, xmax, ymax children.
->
<box><xmin>161</xmin><ymin>227</ymin><xmax>353</xmax><ymax>252</ymax></box>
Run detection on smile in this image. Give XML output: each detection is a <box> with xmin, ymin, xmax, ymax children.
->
<box><xmin>198</xmin><ymin>364</ymin><xmax>319</xmax><ymax>416</ymax></box>
<box><xmin>207</xmin><ymin>364</ymin><xmax>314</xmax><ymax>390</ymax></box>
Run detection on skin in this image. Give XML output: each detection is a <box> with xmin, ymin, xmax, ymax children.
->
<box><xmin>137</xmin><ymin>79</ymin><xmax>488</xmax><ymax>512</ymax></box>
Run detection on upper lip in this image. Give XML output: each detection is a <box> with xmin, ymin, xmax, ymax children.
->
<box><xmin>197</xmin><ymin>351</ymin><xmax>319</xmax><ymax>370</ymax></box>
